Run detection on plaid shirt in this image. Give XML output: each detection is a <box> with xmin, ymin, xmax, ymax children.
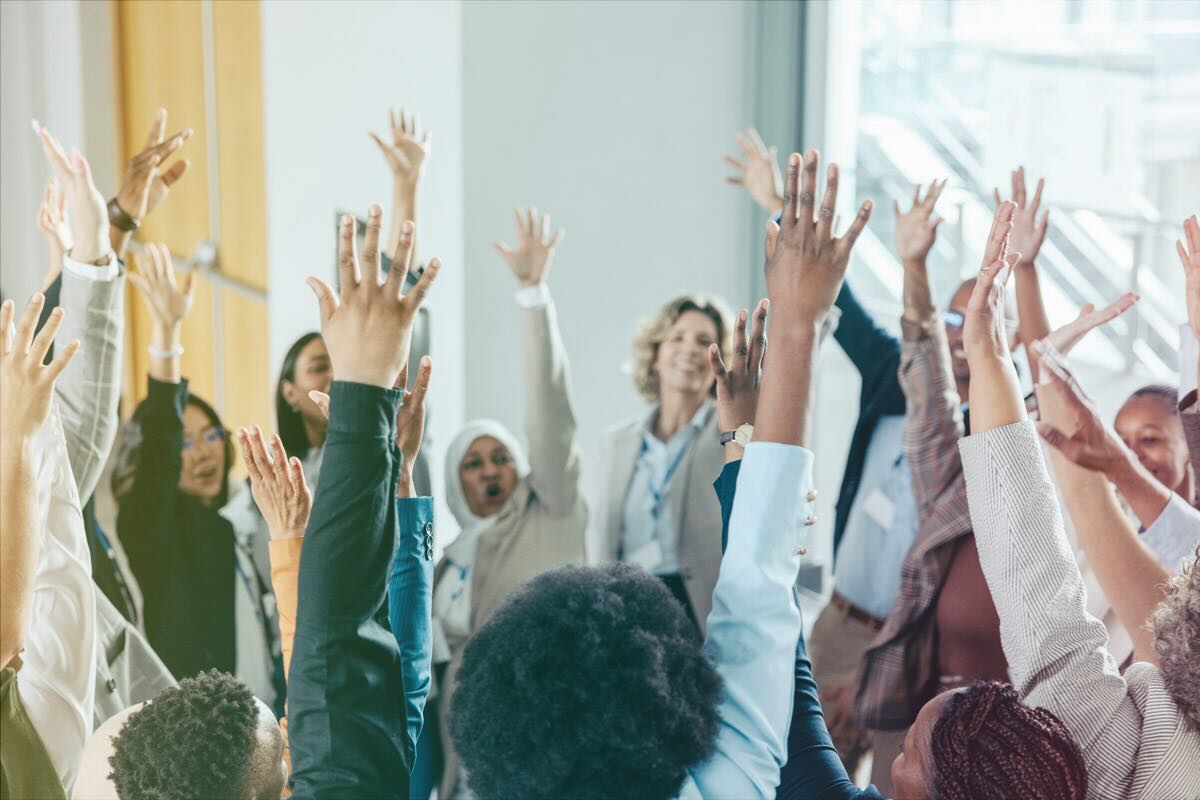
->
<box><xmin>853</xmin><ymin>317</ymin><xmax>976</xmax><ymax>731</ymax></box>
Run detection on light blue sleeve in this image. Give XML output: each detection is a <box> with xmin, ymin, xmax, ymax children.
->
<box><xmin>1140</xmin><ymin>493</ymin><xmax>1200</xmax><ymax>573</ymax></box>
<box><xmin>687</xmin><ymin>441</ymin><xmax>815</xmax><ymax>799</ymax></box>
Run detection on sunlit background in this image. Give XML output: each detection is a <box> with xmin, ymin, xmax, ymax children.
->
<box><xmin>2</xmin><ymin>0</ymin><xmax>1197</xmax><ymax>584</ymax></box>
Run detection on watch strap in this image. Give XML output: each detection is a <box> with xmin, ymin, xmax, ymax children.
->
<box><xmin>719</xmin><ymin>430</ymin><xmax>737</xmax><ymax>446</ymax></box>
<box><xmin>107</xmin><ymin>197</ymin><xmax>140</xmax><ymax>232</ymax></box>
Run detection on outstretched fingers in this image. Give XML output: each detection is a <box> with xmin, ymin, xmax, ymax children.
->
<box><xmin>782</xmin><ymin>153</ymin><xmax>801</xmax><ymax>227</ymax></box>
<box><xmin>361</xmin><ymin>204</ymin><xmax>384</xmax><ymax>286</ymax></box>
<box><xmin>983</xmin><ymin>201</ymin><xmax>1017</xmax><ymax>267</ymax></box>
<box><xmin>337</xmin><ymin>213</ymin><xmax>361</xmax><ymax>296</ymax></box>
<box><xmin>747</xmin><ymin>298</ymin><xmax>768</xmax><ymax>372</ymax></box>
<box><xmin>403</xmin><ymin>256</ymin><xmax>441</xmax><ymax>309</ymax></box>
<box><xmin>815</xmin><ymin>163</ymin><xmax>839</xmax><ymax>242</ymax></box>
<box><xmin>837</xmin><ymin>200</ymin><xmax>874</xmax><ymax>255</ymax></box>
<box><xmin>798</xmin><ymin>149</ymin><xmax>819</xmax><ymax>234</ymax></box>
<box><xmin>386</xmin><ymin>221</ymin><xmax>415</xmax><ymax>299</ymax></box>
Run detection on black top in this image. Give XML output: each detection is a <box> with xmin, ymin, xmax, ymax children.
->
<box><xmin>117</xmin><ymin>377</ymin><xmax>236</xmax><ymax>680</ymax></box>
<box><xmin>288</xmin><ymin>381</ymin><xmax>410</xmax><ymax>798</ymax></box>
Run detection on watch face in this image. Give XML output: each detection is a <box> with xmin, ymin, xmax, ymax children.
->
<box><xmin>735</xmin><ymin>424</ymin><xmax>753</xmax><ymax>446</ymax></box>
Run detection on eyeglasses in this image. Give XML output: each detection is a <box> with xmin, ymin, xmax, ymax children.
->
<box><xmin>183</xmin><ymin>426</ymin><xmax>227</xmax><ymax>451</ymax></box>
<box><xmin>942</xmin><ymin>310</ymin><xmax>1020</xmax><ymax>337</ymax></box>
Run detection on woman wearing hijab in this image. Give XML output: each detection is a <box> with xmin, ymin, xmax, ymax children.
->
<box><xmin>426</xmin><ymin>207</ymin><xmax>586</xmax><ymax>800</ymax></box>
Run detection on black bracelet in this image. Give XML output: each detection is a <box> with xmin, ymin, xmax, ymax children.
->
<box><xmin>107</xmin><ymin>197</ymin><xmax>140</xmax><ymax>232</ymax></box>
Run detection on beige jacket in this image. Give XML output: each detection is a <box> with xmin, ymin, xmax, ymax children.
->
<box><xmin>587</xmin><ymin>405</ymin><xmax>725</xmax><ymax>634</ymax></box>
<box><xmin>439</xmin><ymin>300</ymin><xmax>587</xmax><ymax>797</ymax></box>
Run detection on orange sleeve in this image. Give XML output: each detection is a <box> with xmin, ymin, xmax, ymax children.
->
<box><xmin>268</xmin><ymin>536</ymin><xmax>304</xmax><ymax>680</ymax></box>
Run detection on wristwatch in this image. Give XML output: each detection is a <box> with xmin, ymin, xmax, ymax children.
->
<box><xmin>719</xmin><ymin>423</ymin><xmax>754</xmax><ymax>447</ymax></box>
<box><xmin>107</xmin><ymin>197</ymin><xmax>140</xmax><ymax>232</ymax></box>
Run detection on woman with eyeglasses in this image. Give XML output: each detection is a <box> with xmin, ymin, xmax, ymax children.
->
<box><xmin>113</xmin><ymin>244</ymin><xmax>281</xmax><ymax>710</ymax></box>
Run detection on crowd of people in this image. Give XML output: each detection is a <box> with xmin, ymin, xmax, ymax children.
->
<box><xmin>0</xmin><ymin>102</ymin><xmax>1198</xmax><ymax>800</ymax></box>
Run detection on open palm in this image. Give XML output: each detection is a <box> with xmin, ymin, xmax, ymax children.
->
<box><xmin>493</xmin><ymin>207</ymin><xmax>565</xmax><ymax>287</ymax></box>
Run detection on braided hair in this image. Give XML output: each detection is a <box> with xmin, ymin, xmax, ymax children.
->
<box><xmin>930</xmin><ymin>681</ymin><xmax>1087</xmax><ymax>800</ymax></box>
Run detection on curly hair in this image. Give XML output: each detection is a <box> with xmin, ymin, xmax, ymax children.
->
<box><xmin>109</xmin><ymin>670</ymin><xmax>259</xmax><ymax>800</ymax></box>
<box><xmin>450</xmin><ymin>564</ymin><xmax>723</xmax><ymax>800</ymax></box>
<box><xmin>930</xmin><ymin>681</ymin><xmax>1087</xmax><ymax>800</ymax></box>
<box><xmin>1151</xmin><ymin>545</ymin><xmax>1200</xmax><ymax>732</ymax></box>
<box><xmin>630</xmin><ymin>294</ymin><xmax>732</xmax><ymax>402</ymax></box>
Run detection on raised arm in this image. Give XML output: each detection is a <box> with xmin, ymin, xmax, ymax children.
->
<box><xmin>108</xmin><ymin>109</ymin><xmax>193</xmax><ymax>259</ymax></box>
<box><xmin>958</xmin><ymin>205</ymin><xmax>1146</xmax><ymax>795</ymax></box>
<box><xmin>371</xmin><ymin>107</ymin><xmax>428</xmax><ymax>264</ymax></box>
<box><xmin>692</xmin><ymin>149</ymin><xmax>873</xmax><ymax>797</ymax></box>
<box><xmin>35</xmin><ymin>178</ymin><xmax>70</xmax><ymax>293</ymax></box>
<box><xmin>995</xmin><ymin>167</ymin><xmax>1052</xmax><ymax>381</ymax></box>
<box><xmin>895</xmin><ymin>181</ymin><xmax>966</xmax><ymax>511</ymax></box>
<box><xmin>1178</xmin><ymin>214</ymin><xmax>1200</xmax><ymax>493</ymax></box>
<box><xmin>38</xmin><ymin>129</ymin><xmax>124</xmax><ymax>501</ymax></box>
<box><xmin>493</xmin><ymin>207</ymin><xmax>583</xmax><ymax>516</ymax></box>
<box><xmin>289</xmin><ymin>206</ymin><xmax>440</xmax><ymax>797</ymax></box>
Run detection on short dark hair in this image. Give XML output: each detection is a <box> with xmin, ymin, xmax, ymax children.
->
<box><xmin>109</xmin><ymin>670</ymin><xmax>260</xmax><ymax>800</ymax></box>
<box><xmin>276</xmin><ymin>331</ymin><xmax>322</xmax><ymax>459</ymax></box>
<box><xmin>450</xmin><ymin>564</ymin><xmax>723</xmax><ymax>800</ymax></box>
<box><xmin>931</xmin><ymin>681</ymin><xmax>1087</xmax><ymax>800</ymax></box>
<box><xmin>1126</xmin><ymin>383</ymin><xmax>1179</xmax><ymax>414</ymax></box>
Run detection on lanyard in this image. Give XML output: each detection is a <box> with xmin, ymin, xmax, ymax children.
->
<box><xmin>644</xmin><ymin>425</ymin><xmax>700</xmax><ymax>521</ymax></box>
<box><xmin>92</xmin><ymin>521</ymin><xmax>139</xmax><ymax>626</ymax></box>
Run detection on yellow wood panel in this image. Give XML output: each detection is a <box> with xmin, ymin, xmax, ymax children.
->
<box><xmin>212</xmin><ymin>0</ymin><xmax>268</xmax><ymax>292</ymax></box>
<box><xmin>221</xmin><ymin>289</ymin><xmax>269</xmax><ymax>478</ymax></box>
<box><xmin>179</xmin><ymin>274</ymin><xmax>217</xmax><ymax>404</ymax></box>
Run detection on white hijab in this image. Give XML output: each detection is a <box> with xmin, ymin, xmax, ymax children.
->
<box><xmin>442</xmin><ymin>419</ymin><xmax>530</xmax><ymax>557</ymax></box>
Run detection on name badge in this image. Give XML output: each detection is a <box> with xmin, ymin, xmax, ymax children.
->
<box><xmin>862</xmin><ymin>488</ymin><xmax>896</xmax><ymax>530</ymax></box>
<box><xmin>627</xmin><ymin>539</ymin><xmax>665</xmax><ymax>571</ymax></box>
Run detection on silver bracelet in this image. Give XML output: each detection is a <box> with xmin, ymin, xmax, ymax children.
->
<box><xmin>148</xmin><ymin>344</ymin><xmax>184</xmax><ymax>359</ymax></box>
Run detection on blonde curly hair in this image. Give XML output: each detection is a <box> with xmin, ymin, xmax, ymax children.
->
<box><xmin>1151</xmin><ymin>545</ymin><xmax>1200</xmax><ymax>732</ymax></box>
<box><xmin>630</xmin><ymin>294</ymin><xmax>733</xmax><ymax>403</ymax></box>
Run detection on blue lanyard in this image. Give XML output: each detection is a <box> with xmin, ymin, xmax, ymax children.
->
<box><xmin>644</xmin><ymin>426</ymin><xmax>699</xmax><ymax>521</ymax></box>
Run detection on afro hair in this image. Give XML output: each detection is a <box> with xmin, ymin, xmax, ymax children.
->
<box><xmin>1152</xmin><ymin>546</ymin><xmax>1200</xmax><ymax>732</ymax></box>
<box><xmin>109</xmin><ymin>669</ymin><xmax>259</xmax><ymax>800</ymax></box>
<box><xmin>450</xmin><ymin>563</ymin><xmax>723</xmax><ymax>800</ymax></box>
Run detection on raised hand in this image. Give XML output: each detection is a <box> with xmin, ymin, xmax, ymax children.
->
<box><xmin>893</xmin><ymin>180</ymin><xmax>946</xmax><ymax>265</ymax></box>
<box><xmin>127</xmin><ymin>243</ymin><xmax>196</xmax><ymax>329</ymax></box>
<box><xmin>1178</xmin><ymin>214</ymin><xmax>1200</xmax><ymax>342</ymax></box>
<box><xmin>766</xmin><ymin>150</ymin><xmax>872</xmax><ymax>323</ymax></box>
<box><xmin>962</xmin><ymin>201</ymin><xmax>1020</xmax><ymax>365</ymax></box>
<box><xmin>116</xmin><ymin>109</ymin><xmax>193</xmax><ymax>225</ymax></box>
<box><xmin>0</xmin><ymin>295</ymin><xmax>80</xmax><ymax>442</ymax></box>
<box><xmin>36</xmin><ymin>178</ymin><xmax>72</xmax><ymax>291</ymax></box>
<box><xmin>994</xmin><ymin>166</ymin><xmax>1049</xmax><ymax>266</ymax></box>
<box><xmin>370</xmin><ymin>108</ymin><xmax>430</xmax><ymax>186</ymax></box>
<box><xmin>306</xmin><ymin>207</ymin><xmax>441</xmax><ymax>389</ymax></box>
<box><xmin>708</xmin><ymin>299</ymin><xmax>768</xmax><ymax>434</ymax></box>
<box><xmin>394</xmin><ymin>356</ymin><xmax>432</xmax><ymax>497</ymax></box>
<box><xmin>1033</xmin><ymin>343</ymin><xmax>1129</xmax><ymax>474</ymax></box>
<box><xmin>36</xmin><ymin>123</ymin><xmax>109</xmax><ymax>263</ymax></box>
<box><xmin>239</xmin><ymin>426</ymin><xmax>312</xmax><ymax>539</ymax></box>
<box><xmin>1039</xmin><ymin>293</ymin><xmax>1139</xmax><ymax>359</ymax></box>
<box><xmin>723</xmin><ymin>127</ymin><xmax>783</xmax><ymax>213</ymax></box>
<box><xmin>493</xmin><ymin>207</ymin><xmax>564</xmax><ymax>287</ymax></box>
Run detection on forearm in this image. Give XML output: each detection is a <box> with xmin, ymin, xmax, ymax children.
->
<box><xmin>387</xmin><ymin>181</ymin><xmax>418</xmax><ymax>263</ymax></box>
<box><xmin>755</xmin><ymin>324</ymin><xmax>819</xmax><ymax>447</ymax></box>
<box><xmin>268</xmin><ymin>536</ymin><xmax>303</xmax><ymax>679</ymax></box>
<box><xmin>965</xmin><ymin>357</ymin><xmax>1025</xmax><ymax>434</ymax></box>
<box><xmin>1105</xmin><ymin>451</ymin><xmax>1173</xmax><ymax>530</ymax></box>
<box><xmin>521</xmin><ymin>300</ymin><xmax>582</xmax><ymax>511</ymax></box>
<box><xmin>1046</xmin><ymin>451</ymin><xmax>1167</xmax><ymax>663</ymax></box>
<box><xmin>0</xmin><ymin>441</ymin><xmax>39</xmax><ymax>667</ymax></box>
<box><xmin>109</xmin><ymin>226</ymin><xmax>132</xmax><ymax>259</ymax></box>
<box><xmin>389</xmin><ymin>496</ymin><xmax>435</xmax><ymax>761</ymax></box>
<box><xmin>901</xmin><ymin>260</ymin><xmax>935</xmax><ymax>324</ymax></box>
<box><xmin>900</xmin><ymin>322</ymin><xmax>967</xmax><ymax>507</ymax></box>
<box><xmin>54</xmin><ymin>263</ymin><xmax>125</xmax><ymax>500</ymax></box>
<box><xmin>1014</xmin><ymin>263</ymin><xmax>1052</xmax><ymax>383</ymax></box>
<box><xmin>147</xmin><ymin>318</ymin><xmax>183</xmax><ymax>383</ymax></box>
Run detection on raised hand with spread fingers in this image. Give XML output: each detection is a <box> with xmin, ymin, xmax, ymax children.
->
<box><xmin>893</xmin><ymin>180</ymin><xmax>946</xmax><ymax>269</ymax></box>
<box><xmin>493</xmin><ymin>207</ymin><xmax>564</xmax><ymax>288</ymax></box>
<box><xmin>371</xmin><ymin>108</ymin><xmax>431</xmax><ymax>262</ymax></box>
<box><xmin>111</xmin><ymin>109</ymin><xmax>193</xmax><ymax>256</ymax></box>
<box><xmin>994</xmin><ymin>166</ymin><xmax>1049</xmax><ymax>267</ymax></box>
<box><xmin>393</xmin><ymin>356</ymin><xmax>432</xmax><ymax>498</ymax></box>
<box><xmin>0</xmin><ymin>295</ymin><xmax>80</xmax><ymax>443</ymax></box>
<box><xmin>1178</xmin><ymin>214</ymin><xmax>1200</xmax><ymax>356</ymax></box>
<box><xmin>36</xmin><ymin>178</ymin><xmax>72</xmax><ymax>292</ymax></box>
<box><xmin>723</xmin><ymin>127</ymin><xmax>784</xmax><ymax>214</ymax></box>
<box><xmin>239</xmin><ymin>426</ymin><xmax>312</xmax><ymax>540</ymax></box>
<box><xmin>305</xmin><ymin>206</ymin><xmax>440</xmax><ymax>389</ymax></box>
<box><xmin>36</xmin><ymin>123</ymin><xmax>110</xmax><ymax>265</ymax></box>
<box><xmin>1038</xmin><ymin>293</ymin><xmax>1140</xmax><ymax>359</ymax></box>
<box><xmin>127</xmin><ymin>243</ymin><xmax>196</xmax><ymax>384</ymax></box>
<box><xmin>708</xmin><ymin>299</ymin><xmax>768</xmax><ymax>461</ymax></box>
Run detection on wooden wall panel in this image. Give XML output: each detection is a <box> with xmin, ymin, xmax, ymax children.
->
<box><xmin>221</xmin><ymin>289</ymin><xmax>271</xmax><ymax>448</ymax></box>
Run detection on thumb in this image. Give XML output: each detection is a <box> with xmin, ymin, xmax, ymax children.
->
<box><xmin>72</xmin><ymin>148</ymin><xmax>96</xmax><ymax>190</ymax></box>
<box><xmin>308</xmin><ymin>390</ymin><xmax>330</xmax><ymax>420</ymax></box>
<box><xmin>306</xmin><ymin>276</ymin><xmax>338</xmax><ymax>322</ymax></box>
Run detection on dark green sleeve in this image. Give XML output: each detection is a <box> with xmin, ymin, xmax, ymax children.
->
<box><xmin>1</xmin><ymin>667</ymin><xmax>67</xmax><ymax>800</ymax></box>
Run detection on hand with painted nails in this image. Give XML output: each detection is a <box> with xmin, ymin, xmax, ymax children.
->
<box><xmin>493</xmin><ymin>207</ymin><xmax>564</xmax><ymax>288</ymax></box>
<box><xmin>894</xmin><ymin>180</ymin><xmax>946</xmax><ymax>267</ymax></box>
<box><xmin>36</xmin><ymin>123</ymin><xmax>109</xmax><ymax>263</ymax></box>
<box><xmin>723</xmin><ymin>127</ymin><xmax>784</xmax><ymax>214</ymax></box>
<box><xmin>1033</xmin><ymin>345</ymin><xmax>1129</xmax><ymax>475</ymax></box>
<box><xmin>1177</xmin><ymin>214</ymin><xmax>1200</xmax><ymax>342</ymax></box>
<box><xmin>708</xmin><ymin>298</ymin><xmax>768</xmax><ymax>434</ymax></box>
<box><xmin>766</xmin><ymin>150</ymin><xmax>872</xmax><ymax>324</ymax></box>
<box><xmin>1037</xmin><ymin>294</ymin><xmax>1139</xmax><ymax>361</ymax></box>
<box><xmin>36</xmin><ymin>178</ymin><xmax>71</xmax><ymax>291</ymax></box>
<box><xmin>306</xmin><ymin>207</ymin><xmax>440</xmax><ymax>389</ymax></box>
<box><xmin>239</xmin><ymin>426</ymin><xmax>312</xmax><ymax>539</ymax></box>
<box><xmin>994</xmin><ymin>167</ymin><xmax>1049</xmax><ymax>266</ymax></box>
<box><xmin>116</xmin><ymin>108</ymin><xmax>193</xmax><ymax>225</ymax></box>
<box><xmin>962</xmin><ymin>201</ymin><xmax>1021</xmax><ymax>366</ymax></box>
<box><xmin>0</xmin><ymin>295</ymin><xmax>80</xmax><ymax>442</ymax></box>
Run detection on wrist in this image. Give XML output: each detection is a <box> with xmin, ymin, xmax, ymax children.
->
<box><xmin>70</xmin><ymin>231</ymin><xmax>112</xmax><ymax>264</ymax></box>
<box><xmin>150</xmin><ymin>322</ymin><xmax>183</xmax><ymax>350</ymax></box>
<box><xmin>397</xmin><ymin>467</ymin><xmax>415</xmax><ymax>498</ymax></box>
<box><xmin>1104</xmin><ymin>445</ymin><xmax>1144</xmax><ymax>487</ymax></box>
<box><xmin>901</xmin><ymin>257</ymin><xmax>929</xmax><ymax>274</ymax></box>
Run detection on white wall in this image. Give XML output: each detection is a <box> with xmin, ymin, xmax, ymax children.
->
<box><xmin>260</xmin><ymin>0</ymin><xmax>465</xmax><ymax>526</ymax></box>
<box><xmin>461</xmin><ymin>0</ymin><xmax>757</xmax><ymax>495</ymax></box>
